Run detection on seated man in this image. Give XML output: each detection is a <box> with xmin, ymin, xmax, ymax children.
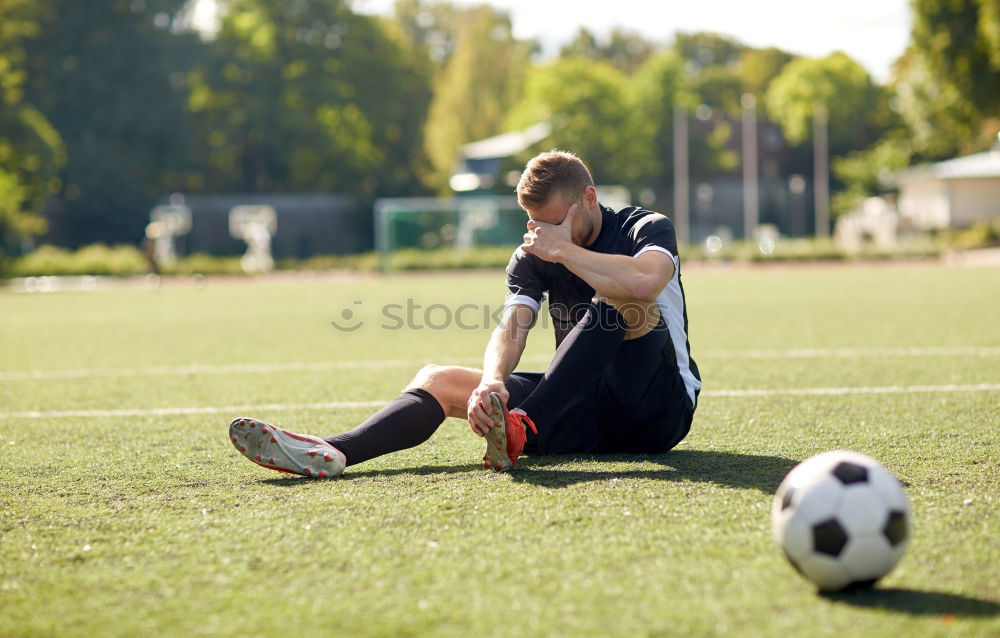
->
<box><xmin>228</xmin><ymin>151</ymin><xmax>701</xmax><ymax>477</ymax></box>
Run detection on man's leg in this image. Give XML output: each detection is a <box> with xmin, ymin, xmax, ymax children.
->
<box><xmin>515</xmin><ymin>296</ymin><xmax>669</xmax><ymax>428</ymax></box>
<box><xmin>230</xmin><ymin>364</ymin><xmax>483</xmax><ymax>477</ymax></box>
<box><xmin>600</xmin><ymin>322</ymin><xmax>694</xmax><ymax>454</ymax></box>
<box><xmin>325</xmin><ymin>364</ymin><xmax>481</xmax><ymax>466</ymax></box>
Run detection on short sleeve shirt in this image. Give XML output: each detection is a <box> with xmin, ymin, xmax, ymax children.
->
<box><xmin>505</xmin><ymin>204</ymin><xmax>679</xmax><ymax>345</ymax></box>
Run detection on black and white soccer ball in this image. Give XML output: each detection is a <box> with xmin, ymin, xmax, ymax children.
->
<box><xmin>772</xmin><ymin>450</ymin><xmax>910</xmax><ymax>592</ymax></box>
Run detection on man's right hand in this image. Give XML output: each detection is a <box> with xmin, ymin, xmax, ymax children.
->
<box><xmin>467</xmin><ymin>379</ymin><xmax>509</xmax><ymax>437</ymax></box>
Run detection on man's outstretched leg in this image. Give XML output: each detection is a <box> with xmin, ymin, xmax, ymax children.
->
<box><xmin>228</xmin><ymin>364</ymin><xmax>481</xmax><ymax>478</ymax></box>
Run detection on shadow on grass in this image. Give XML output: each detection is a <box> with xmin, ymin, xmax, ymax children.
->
<box><xmin>513</xmin><ymin>448</ymin><xmax>797</xmax><ymax>492</ymax></box>
<box><xmin>260</xmin><ymin>464</ymin><xmax>478</xmax><ymax>486</ymax></box>
<box><xmin>258</xmin><ymin>450</ymin><xmax>797</xmax><ymax>492</ymax></box>
<box><xmin>822</xmin><ymin>588</ymin><xmax>1000</xmax><ymax>617</ymax></box>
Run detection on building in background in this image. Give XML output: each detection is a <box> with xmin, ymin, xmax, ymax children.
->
<box><xmin>894</xmin><ymin>143</ymin><xmax>1000</xmax><ymax>230</ymax></box>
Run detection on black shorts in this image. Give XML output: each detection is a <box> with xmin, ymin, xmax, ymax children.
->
<box><xmin>504</xmin><ymin>326</ymin><xmax>695</xmax><ymax>456</ymax></box>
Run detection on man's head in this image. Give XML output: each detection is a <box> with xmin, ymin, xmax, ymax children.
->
<box><xmin>516</xmin><ymin>151</ymin><xmax>599</xmax><ymax>245</ymax></box>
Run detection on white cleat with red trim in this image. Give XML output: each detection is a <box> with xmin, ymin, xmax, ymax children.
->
<box><xmin>229</xmin><ymin>417</ymin><xmax>346</xmax><ymax>478</ymax></box>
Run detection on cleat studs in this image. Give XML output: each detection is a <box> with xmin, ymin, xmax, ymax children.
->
<box><xmin>231</xmin><ymin>436</ymin><xmax>238</xmax><ymax>443</ymax></box>
<box><xmin>322</xmin><ymin>453</ymin><xmax>333</xmax><ymax>462</ymax></box>
<box><xmin>255</xmin><ymin>455</ymin><xmax>261</xmax><ymax>462</ymax></box>
<box><xmin>303</xmin><ymin>467</ymin><xmax>312</xmax><ymax>476</ymax></box>
<box><xmin>239</xmin><ymin>446</ymin><xmax>246</xmax><ymax>452</ymax></box>
<box><xmin>318</xmin><ymin>471</ymin><xmax>328</xmax><ymax>478</ymax></box>
<box><xmin>269</xmin><ymin>457</ymin><xmax>276</xmax><ymax>464</ymax></box>
<box><xmin>308</xmin><ymin>450</ymin><xmax>317</xmax><ymax>457</ymax></box>
<box><xmin>249</xmin><ymin>422</ymin><xmax>256</xmax><ymax>428</ymax></box>
<box><xmin>261</xmin><ymin>427</ymin><xmax>269</xmax><ymax>434</ymax></box>
<box><xmin>270</xmin><ymin>436</ymin><xmax>277</xmax><ymax>443</ymax></box>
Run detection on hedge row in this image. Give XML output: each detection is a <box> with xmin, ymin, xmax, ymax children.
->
<box><xmin>4</xmin><ymin>218</ymin><xmax>999</xmax><ymax>279</ymax></box>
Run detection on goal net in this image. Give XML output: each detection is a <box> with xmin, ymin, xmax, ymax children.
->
<box><xmin>374</xmin><ymin>196</ymin><xmax>525</xmax><ymax>257</ymax></box>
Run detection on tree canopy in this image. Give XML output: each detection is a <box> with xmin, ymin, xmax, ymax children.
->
<box><xmin>2</xmin><ymin>0</ymin><xmax>997</xmax><ymax>252</ymax></box>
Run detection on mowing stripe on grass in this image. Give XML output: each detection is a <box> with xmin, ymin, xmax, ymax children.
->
<box><xmin>2</xmin><ymin>383</ymin><xmax>998</xmax><ymax>419</ymax></box>
<box><xmin>2</xmin><ymin>347</ymin><xmax>999</xmax><ymax>381</ymax></box>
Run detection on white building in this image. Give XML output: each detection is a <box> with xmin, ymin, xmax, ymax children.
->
<box><xmin>895</xmin><ymin>145</ymin><xmax>1000</xmax><ymax>230</ymax></box>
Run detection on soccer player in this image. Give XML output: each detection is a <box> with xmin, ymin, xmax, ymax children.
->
<box><xmin>228</xmin><ymin>151</ymin><xmax>700</xmax><ymax>477</ymax></box>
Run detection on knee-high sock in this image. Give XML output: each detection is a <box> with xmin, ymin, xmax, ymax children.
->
<box><xmin>516</xmin><ymin>300</ymin><xmax>625</xmax><ymax>427</ymax></box>
<box><xmin>325</xmin><ymin>388</ymin><xmax>445</xmax><ymax>466</ymax></box>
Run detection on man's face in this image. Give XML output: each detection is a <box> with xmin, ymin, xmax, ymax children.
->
<box><xmin>525</xmin><ymin>189</ymin><xmax>591</xmax><ymax>245</ymax></box>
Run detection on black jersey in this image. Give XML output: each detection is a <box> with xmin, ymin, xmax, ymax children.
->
<box><xmin>505</xmin><ymin>204</ymin><xmax>701</xmax><ymax>406</ymax></box>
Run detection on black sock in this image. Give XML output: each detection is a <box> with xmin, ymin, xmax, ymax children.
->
<box><xmin>517</xmin><ymin>300</ymin><xmax>626</xmax><ymax>426</ymax></box>
<box><xmin>325</xmin><ymin>388</ymin><xmax>446</xmax><ymax>466</ymax></box>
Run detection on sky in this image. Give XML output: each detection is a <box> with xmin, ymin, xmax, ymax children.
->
<box><xmin>351</xmin><ymin>0</ymin><xmax>913</xmax><ymax>82</ymax></box>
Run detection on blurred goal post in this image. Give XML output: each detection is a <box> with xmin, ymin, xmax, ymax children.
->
<box><xmin>373</xmin><ymin>187</ymin><xmax>630</xmax><ymax>269</ymax></box>
<box><xmin>373</xmin><ymin>196</ymin><xmax>525</xmax><ymax>268</ymax></box>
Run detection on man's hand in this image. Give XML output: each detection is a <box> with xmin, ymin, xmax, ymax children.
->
<box><xmin>522</xmin><ymin>203</ymin><xmax>578</xmax><ymax>262</ymax></box>
<box><xmin>467</xmin><ymin>379</ymin><xmax>509</xmax><ymax>436</ymax></box>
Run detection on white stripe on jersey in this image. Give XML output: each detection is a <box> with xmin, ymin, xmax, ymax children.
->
<box><xmin>504</xmin><ymin>293</ymin><xmax>541</xmax><ymax>315</ymax></box>
<box><xmin>636</xmin><ymin>248</ymin><xmax>701</xmax><ymax>407</ymax></box>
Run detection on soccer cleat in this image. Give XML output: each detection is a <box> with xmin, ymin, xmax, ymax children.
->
<box><xmin>228</xmin><ymin>417</ymin><xmax>346</xmax><ymax>478</ymax></box>
<box><xmin>482</xmin><ymin>393</ymin><xmax>538</xmax><ymax>472</ymax></box>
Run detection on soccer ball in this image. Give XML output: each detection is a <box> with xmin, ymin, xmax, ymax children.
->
<box><xmin>771</xmin><ymin>450</ymin><xmax>910</xmax><ymax>592</ymax></box>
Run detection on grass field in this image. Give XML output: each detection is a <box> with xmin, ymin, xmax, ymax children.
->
<box><xmin>1</xmin><ymin>263</ymin><xmax>999</xmax><ymax>637</ymax></box>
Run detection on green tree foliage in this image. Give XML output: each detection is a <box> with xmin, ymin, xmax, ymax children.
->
<box><xmin>891</xmin><ymin>47</ymin><xmax>981</xmax><ymax>159</ymax></box>
<box><xmin>766</xmin><ymin>53</ymin><xmax>882</xmax><ymax>157</ymax></box>
<box><xmin>686</xmin><ymin>66</ymin><xmax>744</xmax><ymax>118</ymax></box>
<box><xmin>912</xmin><ymin>0</ymin><xmax>1000</xmax><ymax>116</ymax></box>
<box><xmin>389</xmin><ymin>0</ymin><xmax>469</xmax><ymax>73</ymax></box>
<box><xmin>560</xmin><ymin>27</ymin><xmax>656</xmax><ymax>74</ymax></box>
<box><xmin>627</xmin><ymin>53</ymin><xmax>685</xmax><ymax>192</ymax></box>
<box><xmin>506</xmin><ymin>58</ymin><xmax>642</xmax><ymax>187</ymax></box>
<box><xmin>831</xmin><ymin>136</ymin><xmax>913</xmax><ymax>215</ymax></box>
<box><xmin>0</xmin><ymin>0</ymin><xmax>64</xmax><ymax>251</ymax></box>
<box><xmin>737</xmin><ymin>47</ymin><xmax>795</xmax><ymax>111</ymax></box>
<box><xmin>21</xmin><ymin>0</ymin><xmax>199</xmax><ymax>247</ymax></box>
<box><xmin>420</xmin><ymin>5</ymin><xmax>533</xmax><ymax>190</ymax></box>
<box><xmin>674</xmin><ymin>32</ymin><xmax>746</xmax><ymax>72</ymax></box>
<box><xmin>188</xmin><ymin>0</ymin><xmax>430</xmax><ymax>198</ymax></box>
<box><xmin>902</xmin><ymin>0</ymin><xmax>1000</xmax><ymax>155</ymax></box>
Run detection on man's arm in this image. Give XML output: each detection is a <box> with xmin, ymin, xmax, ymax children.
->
<box><xmin>467</xmin><ymin>304</ymin><xmax>536</xmax><ymax>436</ymax></box>
<box><xmin>556</xmin><ymin>247</ymin><xmax>673</xmax><ymax>303</ymax></box>
<box><xmin>523</xmin><ymin>203</ymin><xmax>674</xmax><ymax>302</ymax></box>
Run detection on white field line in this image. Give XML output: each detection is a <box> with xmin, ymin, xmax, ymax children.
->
<box><xmin>0</xmin><ymin>401</ymin><xmax>387</xmax><ymax>419</ymax></box>
<box><xmin>702</xmin><ymin>346</ymin><xmax>1000</xmax><ymax>359</ymax></box>
<box><xmin>2</xmin><ymin>347</ymin><xmax>999</xmax><ymax>381</ymax></box>
<box><xmin>701</xmin><ymin>383</ymin><xmax>1000</xmax><ymax>398</ymax></box>
<box><xmin>1</xmin><ymin>383</ymin><xmax>998</xmax><ymax>419</ymax></box>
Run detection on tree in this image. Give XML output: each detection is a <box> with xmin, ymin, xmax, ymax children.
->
<box><xmin>560</xmin><ymin>27</ymin><xmax>656</xmax><ymax>74</ymax></box>
<box><xmin>904</xmin><ymin>0</ymin><xmax>1000</xmax><ymax>154</ymax></box>
<box><xmin>674</xmin><ymin>32</ymin><xmax>746</xmax><ymax>72</ymax></box>
<box><xmin>188</xmin><ymin>0</ymin><xmax>431</xmax><ymax>198</ymax></box>
<box><xmin>505</xmin><ymin>58</ymin><xmax>642</xmax><ymax>187</ymax></box>
<box><xmin>766</xmin><ymin>53</ymin><xmax>882</xmax><ymax>157</ymax></box>
<box><xmin>627</xmin><ymin>53</ymin><xmax>685</xmax><ymax>193</ymax></box>
<box><xmin>911</xmin><ymin>0</ymin><xmax>1000</xmax><ymax>117</ymax></box>
<box><xmin>737</xmin><ymin>47</ymin><xmax>795</xmax><ymax>110</ymax></box>
<box><xmin>890</xmin><ymin>47</ymin><xmax>981</xmax><ymax>160</ymax></box>
<box><xmin>21</xmin><ymin>0</ymin><xmax>200</xmax><ymax>247</ymax></box>
<box><xmin>0</xmin><ymin>0</ymin><xmax>64</xmax><ymax>253</ymax></box>
<box><xmin>421</xmin><ymin>5</ymin><xmax>534</xmax><ymax>190</ymax></box>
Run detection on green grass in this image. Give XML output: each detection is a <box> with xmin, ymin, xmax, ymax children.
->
<box><xmin>1</xmin><ymin>264</ymin><xmax>998</xmax><ymax>637</ymax></box>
